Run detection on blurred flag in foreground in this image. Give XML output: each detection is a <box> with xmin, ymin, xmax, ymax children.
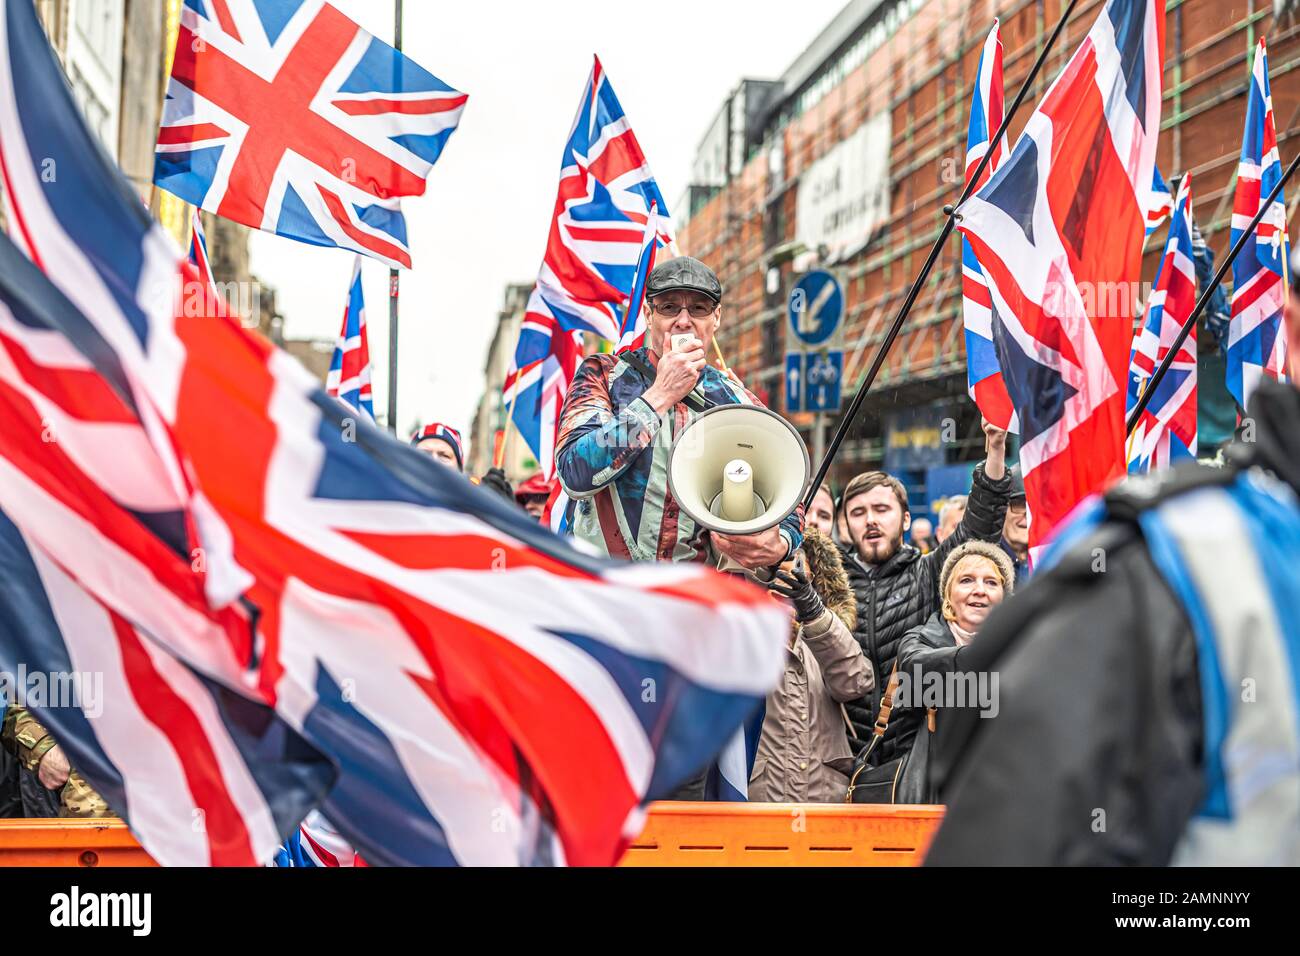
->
<box><xmin>0</xmin><ymin>0</ymin><xmax>784</xmax><ymax>866</ymax></box>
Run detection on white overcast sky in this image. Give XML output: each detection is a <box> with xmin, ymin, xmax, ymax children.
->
<box><xmin>249</xmin><ymin>0</ymin><xmax>848</xmax><ymax>447</ymax></box>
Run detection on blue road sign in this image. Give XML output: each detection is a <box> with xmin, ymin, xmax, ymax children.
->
<box><xmin>805</xmin><ymin>350</ymin><xmax>843</xmax><ymax>412</ymax></box>
<box><xmin>785</xmin><ymin>352</ymin><xmax>804</xmax><ymax>413</ymax></box>
<box><xmin>788</xmin><ymin>271</ymin><xmax>843</xmax><ymax>347</ymax></box>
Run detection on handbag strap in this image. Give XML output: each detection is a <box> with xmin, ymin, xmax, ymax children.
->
<box><xmin>844</xmin><ymin>662</ymin><xmax>902</xmax><ymax>802</ymax></box>
<box><xmin>871</xmin><ymin>662</ymin><xmax>901</xmax><ymax>739</ymax></box>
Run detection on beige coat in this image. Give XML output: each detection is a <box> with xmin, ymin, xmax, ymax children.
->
<box><xmin>749</xmin><ymin>528</ymin><xmax>874</xmax><ymax>803</ymax></box>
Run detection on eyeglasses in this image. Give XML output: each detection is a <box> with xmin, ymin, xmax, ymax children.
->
<box><xmin>651</xmin><ymin>300</ymin><xmax>716</xmax><ymax>319</ymax></box>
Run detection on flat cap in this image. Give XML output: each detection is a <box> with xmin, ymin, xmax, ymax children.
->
<box><xmin>646</xmin><ymin>256</ymin><xmax>722</xmax><ymax>303</ymax></box>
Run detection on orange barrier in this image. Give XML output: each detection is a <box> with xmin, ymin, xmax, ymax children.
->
<box><xmin>619</xmin><ymin>802</ymin><xmax>944</xmax><ymax>867</ymax></box>
<box><xmin>0</xmin><ymin>804</ymin><xmax>944</xmax><ymax>867</ymax></box>
<box><xmin>0</xmin><ymin>819</ymin><xmax>157</xmax><ymax>867</ymax></box>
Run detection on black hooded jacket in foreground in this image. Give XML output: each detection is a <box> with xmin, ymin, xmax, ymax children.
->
<box><xmin>925</xmin><ymin>381</ymin><xmax>1300</xmax><ymax>865</ymax></box>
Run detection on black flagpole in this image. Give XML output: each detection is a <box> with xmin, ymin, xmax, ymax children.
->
<box><xmin>387</xmin><ymin>0</ymin><xmax>403</xmax><ymax>434</ymax></box>
<box><xmin>802</xmin><ymin>0</ymin><xmax>1081</xmax><ymax>510</ymax></box>
<box><xmin>1127</xmin><ymin>149</ymin><xmax>1300</xmax><ymax>433</ymax></box>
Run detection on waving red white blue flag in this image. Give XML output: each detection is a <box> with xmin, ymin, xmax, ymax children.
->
<box><xmin>506</xmin><ymin>57</ymin><xmax>673</xmax><ymax>475</ymax></box>
<box><xmin>325</xmin><ymin>256</ymin><xmax>374</xmax><ymax>419</ymax></box>
<box><xmin>1228</xmin><ymin>39</ymin><xmax>1291</xmax><ymax>409</ymax></box>
<box><xmin>0</xmin><ymin>0</ymin><xmax>785</xmax><ymax>867</ymax></box>
<box><xmin>961</xmin><ymin>20</ymin><xmax>1017</xmax><ymax>432</ymax></box>
<box><xmin>1128</xmin><ymin>173</ymin><xmax>1198</xmax><ymax>472</ymax></box>
<box><xmin>1145</xmin><ymin>166</ymin><xmax>1173</xmax><ymax>236</ymax></box>
<box><xmin>274</xmin><ymin>810</ymin><xmax>364</xmax><ymax>866</ymax></box>
<box><xmin>153</xmin><ymin>0</ymin><xmax>466</xmax><ymax>269</ymax></box>
<box><xmin>189</xmin><ymin>209</ymin><xmax>216</xmax><ymax>289</ymax></box>
<box><xmin>503</xmin><ymin>312</ymin><xmax>583</xmax><ymax>480</ymax></box>
<box><xmin>0</xmin><ymin>507</ymin><xmax>332</xmax><ymax>867</ymax></box>
<box><xmin>617</xmin><ymin>201</ymin><xmax>663</xmax><ymax>354</ymax></box>
<box><xmin>957</xmin><ymin>0</ymin><xmax>1165</xmax><ymax>560</ymax></box>
<box><xmin>520</xmin><ymin>56</ymin><xmax>674</xmax><ymax>346</ymax></box>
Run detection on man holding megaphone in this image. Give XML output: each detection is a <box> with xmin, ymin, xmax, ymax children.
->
<box><xmin>556</xmin><ymin>256</ymin><xmax>803</xmax><ymax>571</ymax></box>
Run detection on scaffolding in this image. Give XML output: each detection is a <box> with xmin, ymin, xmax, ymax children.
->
<box><xmin>678</xmin><ymin>0</ymin><xmax>1297</xmax><ymax>484</ymax></box>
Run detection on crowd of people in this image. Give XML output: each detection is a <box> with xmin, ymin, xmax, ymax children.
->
<box><xmin>546</xmin><ymin>255</ymin><xmax>1043</xmax><ymax>806</ymax></box>
<box><xmin>5</xmin><ymin>253</ymin><xmax>1298</xmax><ymax>867</ymax></box>
<box><xmin>0</xmin><ymin>254</ymin><xmax>1032</xmax><ymax>820</ymax></box>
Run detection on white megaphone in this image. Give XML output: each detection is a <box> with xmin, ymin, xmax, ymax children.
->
<box><xmin>667</xmin><ymin>404</ymin><xmax>811</xmax><ymax>537</ymax></box>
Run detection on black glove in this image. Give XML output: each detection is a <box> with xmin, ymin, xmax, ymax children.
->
<box><xmin>766</xmin><ymin>563</ymin><xmax>825</xmax><ymax>624</ymax></box>
<box><xmin>480</xmin><ymin>467</ymin><xmax>514</xmax><ymax>501</ymax></box>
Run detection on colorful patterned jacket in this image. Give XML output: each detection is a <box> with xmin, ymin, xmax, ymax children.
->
<box><xmin>556</xmin><ymin>348</ymin><xmax>803</xmax><ymax>563</ymax></box>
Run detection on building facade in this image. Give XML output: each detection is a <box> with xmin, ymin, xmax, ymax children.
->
<box><xmin>118</xmin><ymin>0</ymin><xmax>165</xmax><ymax>199</ymax></box>
<box><xmin>677</xmin><ymin>0</ymin><xmax>1295</xmax><ymax>516</ymax></box>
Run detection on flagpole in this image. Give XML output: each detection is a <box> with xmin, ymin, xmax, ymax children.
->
<box><xmin>712</xmin><ymin>338</ymin><xmax>732</xmax><ymax>375</ymax></box>
<box><xmin>1127</xmin><ymin>149</ymin><xmax>1300</xmax><ymax>433</ymax></box>
<box><xmin>1125</xmin><ymin>377</ymin><xmax>1146</xmax><ymax>464</ymax></box>
<box><xmin>386</xmin><ymin>0</ymin><xmax>403</xmax><ymax>434</ymax></box>
<box><xmin>801</xmin><ymin>0</ymin><xmax>1081</xmax><ymax>511</ymax></box>
<box><xmin>496</xmin><ymin>384</ymin><xmax>520</xmax><ymax>470</ymax></box>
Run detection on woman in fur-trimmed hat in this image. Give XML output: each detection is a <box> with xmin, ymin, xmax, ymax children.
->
<box><xmin>748</xmin><ymin>527</ymin><xmax>875</xmax><ymax>803</ymax></box>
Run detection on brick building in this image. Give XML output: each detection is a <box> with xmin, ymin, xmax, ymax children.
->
<box><xmin>677</xmin><ymin>0</ymin><xmax>1297</xmax><ymax>514</ymax></box>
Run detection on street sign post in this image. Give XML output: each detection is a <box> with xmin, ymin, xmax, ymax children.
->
<box><xmin>787</xmin><ymin>271</ymin><xmax>845</xmax><ymax>465</ymax></box>
<box><xmin>788</xmin><ymin>270</ymin><xmax>843</xmax><ymax>347</ymax></box>
<box><xmin>785</xmin><ymin>352</ymin><xmax>804</xmax><ymax>414</ymax></box>
<box><xmin>805</xmin><ymin>350</ymin><xmax>843</xmax><ymax>412</ymax></box>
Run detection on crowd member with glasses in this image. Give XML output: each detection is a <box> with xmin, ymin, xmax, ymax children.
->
<box><xmin>556</xmin><ymin>257</ymin><xmax>805</xmax><ymax>798</ymax></box>
<box><xmin>556</xmin><ymin>256</ymin><xmax>802</xmax><ymax>572</ymax></box>
<box><xmin>999</xmin><ymin>466</ymin><xmax>1030</xmax><ymax>583</ymax></box>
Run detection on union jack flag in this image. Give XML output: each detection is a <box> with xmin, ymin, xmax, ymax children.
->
<box><xmin>153</xmin><ymin>0</ymin><xmax>467</xmax><ymax>269</ymax></box>
<box><xmin>0</xmin><ymin>0</ymin><xmax>785</xmax><ymax>867</ymax></box>
<box><xmin>325</xmin><ymin>256</ymin><xmax>374</xmax><ymax>419</ymax></box>
<box><xmin>503</xmin><ymin>315</ymin><xmax>583</xmax><ymax>480</ymax></box>
<box><xmin>961</xmin><ymin>20</ymin><xmax>1017</xmax><ymax>432</ymax></box>
<box><xmin>0</xmin><ymin>494</ymin><xmax>332</xmax><ymax>868</ymax></box>
<box><xmin>616</xmin><ymin>201</ymin><xmax>663</xmax><ymax>353</ymax></box>
<box><xmin>1228</xmin><ymin>38</ymin><xmax>1291</xmax><ymax>409</ymax></box>
<box><xmin>274</xmin><ymin>810</ymin><xmax>365</xmax><ymax>866</ymax></box>
<box><xmin>957</xmin><ymin>0</ymin><xmax>1165</xmax><ymax>562</ymax></box>
<box><xmin>541</xmin><ymin>480</ymin><xmax>575</xmax><ymax>537</ymax></box>
<box><xmin>184</xmin><ymin>207</ymin><xmax>236</xmax><ymax>323</ymax></box>
<box><xmin>188</xmin><ymin>209</ymin><xmax>217</xmax><ymax>289</ymax></box>
<box><xmin>1145</xmin><ymin>166</ymin><xmax>1173</xmax><ymax>236</ymax></box>
<box><xmin>507</xmin><ymin>56</ymin><xmax>673</xmax><ymax>475</ymax></box>
<box><xmin>1128</xmin><ymin>173</ymin><xmax>1198</xmax><ymax>472</ymax></box>
<box><xmin>523</xmin><ymin>56</ymin><xmax>674</xmax><ymax>343</ymax></box>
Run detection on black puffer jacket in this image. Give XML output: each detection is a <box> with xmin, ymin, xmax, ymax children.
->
<box><xmin>892</xmin><ymin>612</ymin><xmax>966</xmax><ymax>802</ymax></box>
<box><xmin>925</xmin><ymin>380</ymin><xmax>1300</xmax><ymax>865</ymax></box>
<box><xmin>841</xmin><ymin>462</ymin><xmax>1010</xmax><ymax>759</ymax></box>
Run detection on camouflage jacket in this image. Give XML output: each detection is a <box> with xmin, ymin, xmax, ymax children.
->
<box><xmin>1</xmin><ymin>705</ymin><xmax>109</xmax><ymax>817</ymax></box>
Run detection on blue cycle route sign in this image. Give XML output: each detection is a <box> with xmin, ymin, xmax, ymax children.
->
<box><xmin>804</xmin><ymin>350</ymin><xmax>843</xmax><ymax>412</ymax></box>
